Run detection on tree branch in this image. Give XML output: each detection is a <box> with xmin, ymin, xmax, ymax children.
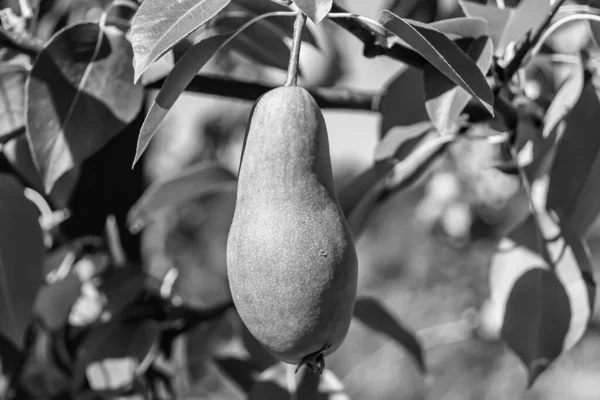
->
<box><xmin>0</xmin><ymin>26</ymin><xmax>42</xmax><ymax>57</ymax></box>
<box><xmin>329</xmin><ymin>2</ymin><xmax>426</xmax><ymax>68</ymax></box>
<box><xmin>146</xmin><ymin>74</ymin><xmax>381</xmax><ymax>111</ymax></box>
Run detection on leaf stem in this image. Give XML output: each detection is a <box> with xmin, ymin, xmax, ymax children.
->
<box><xmin>285</xmin><ymin>11</ymin><xmax>307</xmax><ymax>87</ymax></box>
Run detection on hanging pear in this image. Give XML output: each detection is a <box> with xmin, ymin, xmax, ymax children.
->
<box><xmin>226</xmin><ymin>83</ymin><xmax>358</xmax><ymax>372</ymax></box>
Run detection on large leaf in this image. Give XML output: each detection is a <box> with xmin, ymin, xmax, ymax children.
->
<box><xmin>26</xmin><ymin>22</ymin><xmax>144</xmax><ymax>193</ymax></box>
<box><xmin>374</xmin><ymin>121</ymin><xmax>434</xmax><ymax>162</ymax></box>
<box><xmin>424</xmin><ymin>36</ymin><xmax>493</xmax><ymax>135</ymax></box>
<box><xmin>546</xmin><ymin>79</ymin><xmax>600</xmax><ymax>236</ymax></box>
<box><xmin>294</xmin><ymin>0</ymin><xmax>333</xmax><ymax>24</ymax></box>
<box><xmin>378</xmin><ymin>66</ymin><xmax>429</xmax><ymax>137</ymax></box>
<box><xmin>428</xmin><ymin>17</ymin><xmax>488</xmax><ymax>40</ymax></box>
<box><xmin>133</xmin><ymin>11</ymin><xmax>291</xmax><ymax>165</ymax></box>
<box><xmin>353</xmin><ymin>296</ymin><xmax>426</xmax><ymax>373</ymax></box>
<box><xmin>0</xmin><ymin>63</ymin><xmax>27</xmax><ymax>141</ymax></box>
<box><xmin>128</xmin><ymin>161</ymin><xmax>237</xmax><ymax>233</ymax></box>
<box><xmin>0</xmin><ymin>174</ymin><xmax>45</xmax><ymax>347</ymax></box>
<box><xmin>32</xmin><ymin>273</ymin><xmax>82</xmax><ymax>331</ymax></box>
<box><xmin>130</xmin><ymin>0</ymin><xmax>232</xmax><ymax>80</ymax></box>
<box><xmin>490</xmin><ymin>209</ymin><xmax>595</xmax><ymax>385</ymax></box>
<box><xmin>378</xmin><ymin>10</ymin><xmax>494</xmax><ymax>115</ymax></box>
<box><xmin>73</xmin><ymin>319</ymin><xmax>161</xmax><ymax>392</ymax></box>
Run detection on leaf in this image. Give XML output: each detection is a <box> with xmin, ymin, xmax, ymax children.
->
<box><xmin>98</xmin><ymin>267</ymin><xmax>145</xmax><ymax>318</ymax></box>
<box><xmin>353</xmin><ymin>296</ymin><xmax>426</xmax><ymax>373</ymax></box>
<box><xmin>73</xmin><ymin>319</ymin><xmax>161</xmax><ymax>391</ymax></box>
<box><xmin>293</xmin><ymin>0</ymin><xmax>333</xmax><ymax>24</ymax></box>
<box><xmin>248</xmin><ymin>362</ymin><xmax>347</xmax><ymax>399</ymax></box>
<box><xmin>214</xmin><ymin>356</ymin><xmax>259</xmax><ymax>393</ymax></box>
<box><xmin>133</xmin><ymin>11</ymin><xmax>288</xmax><ymax>166</ymax></box>
<box><xmin>498</xmin><ymin>0</ymin><xmax>551</xmax><ymax>57</ymax></box>
<box><xmin>379</xmin><ymin>66</ymin><xmax>429</xmax><ymax>137</ymax></box>
<box><xmin>428</xmin><ymin>17</ymin><xmax>488</xmax><ymax>39</ymax></box>
<box><xmin>26</xmin><ymin>23</ymin><xmax>144</xmax><ymax>193</ymax></box>
<box><xmin>0</xmin><ymin>63</ymin><xmax>27</xmax><ymax>140</ymax></box>
<box><xmin>341</xmin><ymin>131</ymin><xmax>453</xmax><ymax>237</ymax></box>
<box><xmin>128</xmin><ymin>161</ymin><xmax>237</xmax><ymax>233</ymax></box>
<box><xmin>0</xmin><ymin>334</ymin><xmax>23</xmax><ymax>397</ymax></box>
<box><xmin>32</xmin><ymin>273</ymin><xmax>82</xmax><ymax>331</ymax></box>
<box><xmin>458</xmin><ymin>1</ymin><xmax>511</xmax><ymax>51</ymax></box>
<box><xmin>0</xmin><ymin>174</ymin><xmax>45</xmax><ymax>347</ymax></box>
<box><xmin>542</xmin><ymin>54</ymin><xmax>584</xmax><ymax>138</ymax></box>
<box><xmin>374</xmin><ymin>121</ymin><xmax>434</xmax><ymax>162</ymax></box>
<box><xmin>212</xmin><ymin>14</ymin><xmax>292</xmax><ymax>72</ymax></box>
<box><xmin>382</xmin><ymin>0</ymin><xmax>438</xmax><ymax>23</ymax></box>
<box><xmin>130</xmin><ymin>0</ymin><xmax>232</xmax><ymax>81</ymax></box>
<box><xmin>378</xmin><ymin>10</ymin><xmax>494</xmax><ymax>115</ymax></box>
<box><xmin>490</xmin><ymin>209</ymin><xmax>595</xmax><ymax>385</ymax></box>
<box><xmin>424</xmin><ymin>37</ymin><xmax>493</xmax><ymax>135</ymax></box>
<box><xmin>546</xmin><ymin>79</ymin><xmax>600</xmax><ymax>236</ymax></box>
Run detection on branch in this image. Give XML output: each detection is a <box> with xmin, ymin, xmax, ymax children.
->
<box><xmin>329</xmin><ymin>2</ymin><xmax>426</xmax><ymax>68</ymax></box>
<box><xmin>146</xmin><ymin>74</ymin><xmax>380</xmax><ymax>111</ymax></box>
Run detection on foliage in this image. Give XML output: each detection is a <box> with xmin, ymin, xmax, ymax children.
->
<box><xmin>0</xmin><ymin>0</ymin><xmax>600</xmax><ymax>398</ymax></box>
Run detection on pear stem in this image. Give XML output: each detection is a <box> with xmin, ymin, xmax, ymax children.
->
<box><xmin>284</xmin><ymin>11</ymin><xmax>307</xmax><ymax>87</ymax></box>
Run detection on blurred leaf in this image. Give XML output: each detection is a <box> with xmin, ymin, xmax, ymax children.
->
<box><xmin>128</xmin><ymin>161</ymin><xmax>237</xmax><ymax>233</ymax></box>
<box><xmin>0</xmin><ymin>334</ymin><xmax>23</xmax><ymax>397</ymax></box>
<box><xmin>428</xmin><ymin>17</ymin><xmax>488</xmax><ymax>39</ymax></box>
<box><xmin>213</xmin><ymin>13</ymin><xmax>292</xmax><ymax>72</ymax></box>
<box><xmin>589</xmin><ymin>20</ymin><xmax>600</xmax><ymax>48</ymax></box>
<box><xmin>458</xmin><ymin>1</ymin><xmax>511</xmax><ymax>51</ymax></box>
<box><xmin>294</xmin><ymin>0</ymin><xmax>332</xmax><ymax>24</ymax></box>
<box><xmin>0</xmin><ymin>174</ymin><xmax>45</xmax><ymax>347</ymax></box>
<box><xmin>491</xmin><ymin>209</ymin><xmax>595</xmax><ymax>386</ymax></box>
<box><xmin>424</xmin><ymin>36</ymin><xmax>493</xmax><ymax>135</ymax></box>
<box><xmin>248</xmin><ymin>362</ymin><xmax>347</xmax><ymax>399</ymax></box>
<box><xmin>0</xmin><ymin>63</ymin><xmax>27</xmax><ymax>141</ymax></box>
<box><xmin>353</xmin><ymin>296</ymin><xmax>426</xmax><ymax>373</ymax></box>
<box><xmin>382</xmin><ymin>0</ymin><xmax>437</xmax><ymax>23</ymax></box>
<box><xmin>17</xmin><ymin>320</ymin><xmax>71</xmax><ymax>398</ymax></box>
<box><xmin>341</xmin><ymin>131</ymin><xmax>453</xmax><ymax>237</ymax></box>
<box><xmin>98</xmin><ymin>267</ymin><xmax>145</xmax><ymax>318</ymax></box>
<box><xmin>241</xmin><ymin>323</ymin><xmax>277</xmax><ymax>371</ymax></box>
<box><xmin>378</xmin><ymin>10</ymin><xmax>494</xmax><ymax>115</ymax></box>
<box><xmin>133</xmin><ymin>12</ymin><xmax>288</xmax><ymax>166</ymax></box>
<box><xmin>33</xmin><ymin>274</ymin><xmax>82</xmax><ymax>331</ymax></box>
<box><xmin>542</xmin><ymin>54</ymin><xmax>584</xmax><ymax>139</ymax></box>
<box><xmin>374</xmin><ymin>121</ymin><xmax>434</xmax><ymax>162</ymax></box>
<box><xmin>73</xmin><ymin>319</ymin><xmax>161</xmax><ymax>392</ymax></box>
<box><xmin>215</xmin><ymin>356</ymin><xmax>259</xmax><ymax>393</ymax></box>
<box><xmin>379</xmin><ymin>66</ymin><xmax>429</xmax><ymax>137</ymax></box>
<box><xmin>27</xmin><ymin>23</ymin><xmax>144</xmax><ymax>193</ymax></box>
<box><xmin>460</xmin><ymin>0</ymin><xmax>550</xmax><ymax>56</ymax></box>
<box><xmin>130</xmin><ymin>0</ymin><xmax>232</xmax><ymax>80</ymax></box>
<box><xmin>2</xmin><ymin>136</ymin><xmax>78</xmax><ymax>209</ymax></box>
<box><xmin>546</xmin><ymin>79</ymin><xmax>600</xmax><ymax>236</ymax></box>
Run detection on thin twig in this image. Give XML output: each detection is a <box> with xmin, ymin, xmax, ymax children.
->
<box><xmin>499</xmin><ymin>0</ymin><xmax>568</xmax><ymax>84</ymax></box>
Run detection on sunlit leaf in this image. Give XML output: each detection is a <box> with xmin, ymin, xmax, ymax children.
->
<box><xmin>379</xmin><ymin>66</ymin><xmax>429</xmax><ymax>137</ymax></box>
<box><xmin>428</xmin><ymin>17</ymin><xmax>488</xmax><ymax>39</ymax></box>
<box><xmin>133</xmin><ymin>11</ymin><xmax>290</xmax><ymax>166</ymax></box>
<box><xmin>374</xmin><ymin>121</ymin><xmax>434</xmax><ymax>162</ymax></box>
<box><xmin>490</xmin><ymin>208</ymin><xmax>595</xmax><ymax>385</ymax></box>
<box><xmin>458</xmin><ymin>1</ymin><xmax>511</xmax><ymax>51</ymax></box>
<box><xmin>130</xmin><ymin>0</ymin><xmax>232</xmax><ymax>81</ymax></box>
<box><xmin>353</xmin><ymin>296</ymin><xmax>426</xmax><ymax>373</ymax></box>
<box><xmin>0</xmin><ymin>63</ymin><xmax>27</xmax><ymax>141</ymax></box>
<box><xmin>294</xmin><ymin>0</ymin><xmax>333</xmax><ymax>24</ymax></box>
<box><xmin>0</xmin><ymin>174</ymin><xmax>45</xmax><ymax>347</ymax></box>
<box><xmin>26</xmin><ymin>23</ymin><xmax>144</xmax><ymax>193</ymax></box>
<box><xmin>546</xmin><ymin>79</ymin><xmax>600</xmax><ymax>236</ymax></box>
<box><xmin>424</xmin><ymin>36</ymin><xmax>493</xmax><ymax>135</ymax></box>
<box><xmin>378</xmin><ymin>10</ymin><xmax>494</xmax><ymax>115</ymax></box>
<box><xmin>128</xmin><ymin>161</ymin><xmax>237</xmax><ymax>233</ymax></box>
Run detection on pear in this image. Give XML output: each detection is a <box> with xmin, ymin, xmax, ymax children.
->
<box><xmin>226</xmin><ymin>86</ymin><xmax>358</xmax><ymax>373</ymax></box>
